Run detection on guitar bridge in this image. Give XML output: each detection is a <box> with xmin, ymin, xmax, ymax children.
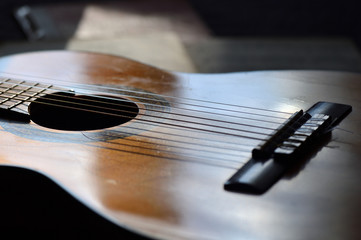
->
<box><xmin>224</xmin><ymin>102</ymin><xmax>352</xmax><ymax>194</ymax></box>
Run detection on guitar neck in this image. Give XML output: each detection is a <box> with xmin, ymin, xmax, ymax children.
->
<box><xmin>0</xmin><ymin>77</ymin><xmax>71</xmax><ymax>121</ymax></box>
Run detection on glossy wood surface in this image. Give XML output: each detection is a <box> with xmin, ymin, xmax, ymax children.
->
<box><xmin>0</xmin><ymin>51</ymin><xmax>360</xmax><ymax>239</ymax></box>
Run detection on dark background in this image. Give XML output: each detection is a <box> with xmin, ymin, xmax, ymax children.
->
<box><xmin>1</xmin><ymin>0</ymin><xmax>361</xmax><ymax>73</ymax></box>
<box><xmin>1</xmin><ymin>0</ymin><xmax>361</xmax><ymax>46</ymax></box>
<box><xmin>192</xmin><ymin>0</ymin><xmax>361</xmax><ymax>45</ymax></box>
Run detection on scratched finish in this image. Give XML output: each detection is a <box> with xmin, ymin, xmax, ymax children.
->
<box><xmin>0</xmin><ymin>51</ymin><xmax>360</xmax><ymax>240</ymax></box>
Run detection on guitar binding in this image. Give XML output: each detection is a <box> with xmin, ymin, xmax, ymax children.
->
<box><xmin>224</xmin><ymin>101</ymin><xmax>352</xmax><ymax>195</ymax></box>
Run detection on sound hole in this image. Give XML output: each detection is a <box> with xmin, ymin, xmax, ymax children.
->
<box><xmin>29</xmin><ymin>92</ymin><xmax>139</xmax><ymax>131</ymax></box>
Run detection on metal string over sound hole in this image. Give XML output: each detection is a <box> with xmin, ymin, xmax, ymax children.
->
<box><xmin>28</xmin><ymin>92</ymin><xmax>139</xmax><ymax>131</ymax></box>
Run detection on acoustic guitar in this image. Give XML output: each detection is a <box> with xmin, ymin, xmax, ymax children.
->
<box><xmin>0</xmin><ymin>51</ymin><xmax>360</xmax><ymax>239</ymax></box>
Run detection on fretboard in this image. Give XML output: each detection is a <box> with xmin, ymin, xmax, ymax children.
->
<box><xmin>0</xmin><ymin>78</ymin><xmax>66</xmax><ymax>121</ymax></box>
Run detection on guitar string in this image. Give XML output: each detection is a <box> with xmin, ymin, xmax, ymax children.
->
<box><xmin>0</xmin><ymin>93</ymin><xmax>280</xmax><ymax>142</ymax></box>
<box><xmin>0</xmin><ymin>93</ymin><xmax>274</xmax><ymax>168</ymax></box>
<box><xmin>0</xmin><ymin>88</ymin><xmax>286</xmax><ymax>156</ymax></box>
<box><xmin>61</xmin><ymin>85</ymin><xmax>290</xmax><ymax>122</ymax></box>
<box><xmin>4</xmin><ymin>88</ymin><xmax>264</xmax><ymax>150</ymax></box>
<box><xmin>83</xmin><ymin>133</ymin><xmax>250</xmax><ymax>169</ymax></box>
<box><xmin>82</xmin><ymin>126</ymin><xmax>255</xmax><ymax>157</ymax></box>
<box><xmin>0</xmin><ymin>93</ymin><xmax>271</xmax><ymax>141</ymax></box>
<box><xmin>83</xmin><ymin>140</ymin><xmax>243</xmax><ymax>169</ymax></box>
<box><xmin>0</xmin><ymin>91</ymin><xmax>267</xmax><ymax>168</ymax></box>
<box><xmin>0</xmin><ymin>110</ymin><xmax>253</xmax><ymax>169</ymax></box>
<box><xmin>0</xmin><ymin>67</ymin><xmax>340</xmax><ymax>169</ymax></box>
<box><xmin>0</xmin><ymin>86</ymin><xmax>283</xmax><ymax>134</ymax></box>
<box><xmin>82</xmin><ymin>134</ymin><xmax>250</xmax><ymax>167</ymax></box>
<box><xmin>20</xmin><ymin>99</ymin><xmax>256</xmax><ymax>168</ymax></box>
<box><xmin>103</xmin><ymin>123</ymin><xmax>258</xmax><ymax>151</ymax></box>
<box><xmin>0</xmin><ymin>95</ymin><xmax>254</xmax><ymax>169</ymax></box>
<box><xmin>0</xmin><ymin>78</ymin><xmax>291</xmax><ymax>125</ymax></box>
<box><xmin>0</xmin><ymin>77</ymin><xmax>290</xmax><ymax>161</ymax></box>
<box><xmin>0</xmin><ymin>71</ymin><xmax>294</xmax><ymax>115</ymax></box>
<box><xmin>0</xmin><ymin>127</ymin><xmax>243</xmax><ymax>169</ymax></box>
<box><xmin>0</xmin><ymin>79</ymin><xmax>306</xmax><ymax>169</ymax></box>
<box><xmin>0</xmin><ymin>80</ymin><xmax>289</xmax><ymax>133</ymax></box>
<box><xmin>0</xmin><ymin>77</ymin><xmax>292</xmax><ymax>162</ymax></box>
<box><xmin>0</xmin><ymin>73</ymin><xmax>294</xmax><ymax>116</ymax></box>
<box><xmin>0</xmin><ymin>76</ymin><xmax>291</xmax><ymax>168</ymax></box>
<box><xmin>70</xmin><ymin>83</ymin><xmax>293</xmax><ymax>116</ymax></box>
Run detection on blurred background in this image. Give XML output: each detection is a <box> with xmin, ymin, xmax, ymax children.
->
<box><xmin>1</xmin><ymin>0</ymin><xmax>361</xmax><ymax>73</ymax></box>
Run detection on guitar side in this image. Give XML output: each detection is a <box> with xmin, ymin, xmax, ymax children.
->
<box><xmin>0</xmin><ymin>51</ymin><xmax>360</xmax><ymax>240</ymax></box>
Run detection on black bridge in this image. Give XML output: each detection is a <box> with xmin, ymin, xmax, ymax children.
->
<box><xmin>224</xmin><ymin>102</ymin><xmax>352</xmax><ymax>194</ymax></box>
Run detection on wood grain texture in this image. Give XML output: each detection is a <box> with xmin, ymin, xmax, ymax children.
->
<box><xmin>0</xmin><ymin>51</ymin><xmax>360</xmax><ymax>239</ymax></box>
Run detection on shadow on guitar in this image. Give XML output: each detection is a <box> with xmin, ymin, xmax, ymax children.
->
<box><xmin>283</xmin><ymin>132</ymin><xmax>332</xmax><ymax>180</ymax></box>
<box><xmin>0</xmin><ymin>166</ymin><xmax>151</xmax><ymax>239</ymax></box>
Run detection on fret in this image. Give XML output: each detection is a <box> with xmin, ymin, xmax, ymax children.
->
<box><xmin>0</xmin><ymin>78</ymin><xmax>68</xmax><ymax>121</ymax></box>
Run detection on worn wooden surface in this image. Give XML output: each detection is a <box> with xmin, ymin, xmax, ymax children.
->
<box><xmin>0</xmin><ymin>51</ymin><xmax>360</xmax><ymax>239</ymax></box>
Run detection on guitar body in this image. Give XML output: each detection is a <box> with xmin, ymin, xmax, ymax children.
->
<box><xmin>0</xmin><ymin>51</ymin><xmax>360</xmax><ymax>239</ymax></box>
